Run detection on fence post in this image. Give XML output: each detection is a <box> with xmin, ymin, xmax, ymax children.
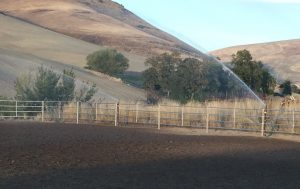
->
<box><xmin>181</xmin><ymin>106</ymin><xmax>184</xmax><ymax>127</ymax></box>
<box><xmin>15</xmin><ymin>101</ymin><xmax>18</xmax><ymax>118</ymax></box>
<box><xmin>206</xmin><ymin>106</ymin><xmax>209</xmax><ymax>133</ymax></box>
<box><xmin>233</xmin><ymin>101</ymin><xmax>236</xmax><ymax>129</ymax></box>
<box><xmin>233</xmin><ymin>108</ymin><xmax>236</xmax><ymax>129</ymax></box>
<box><xmin>115</xmin><ymin>102</ymin><xmax>119</xmax><ymax>127</ymax></box>
<box><xmin>95</xmin><ymin>103</ymin><xmax>98</xmax><ymax>122</ymax></box>
<box><xmin>76</xmin><ymin>101</ymin><xmax>79</xmax><ymax>125</ymax></box>
<box><xmin>261</xmin><ymin>108</ymin><xmax>265</xmax><ymax>136</ymax></box>
<box><xmin>99</xmin><ymin>103</ymin><xmax>102</xmax><ymax>122</ymax></box>
<box><xmin>42</xmin><ymin>101</ymin><xmax>44</xmax><ymax>122</ymax></box>
<box><xmin>292</xmin><ymin>108</ymin><xmax>295</xmax><ymax>133</ymax></box>
<box><xmin>117</xmin><ymin>103</ymin><xmax>120</xmax><ymax>126</ymax></box>
<box><xmin>135</xmin><ymin>102</ymin><xmax>139</xmax><ymax>123</ymax></box>
<box><xmin>158</xmin><ymin>105</ymin><xmax>161</xmax><ymax>130</ymax></box>
<box><xmin>58</xmin><ymin>101</ymin><xmax>61</xmax><ymax>119</ymax></box>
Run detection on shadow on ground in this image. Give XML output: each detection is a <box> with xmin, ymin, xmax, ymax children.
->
<box><xmin>2</xmin><ymin>150</ymin><xmax>300</xmax><ymax>189</ymax></box>
<box><xmin>1</xmin><ymin>122</ymin><xmax>300</xmax><ymax>189</ymax></box>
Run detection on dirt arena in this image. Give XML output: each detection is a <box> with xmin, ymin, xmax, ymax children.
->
<box><xmin>1</xmin><ymin>122</ymin><xmax>300</xmax><ymax>189</ymax></box>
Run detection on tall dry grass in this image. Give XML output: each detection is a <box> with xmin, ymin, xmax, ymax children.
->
<box><xmin>41</xmin><ymin>96</ymin><xmax>300</xmax><ymax>134</ymax></box>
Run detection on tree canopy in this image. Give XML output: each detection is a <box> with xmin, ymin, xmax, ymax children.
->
<box><xmin>86</xmin><ymin>49</ymin><xmax>129</xmax><ymax>76</ymax></box>
<box><xmin>280</xmin><ymin>80</ymin><xmax>292</xmax><ymax>96</ymax></box>
<box><xmin>143</xmin><ymin>53</ymin><xmax>236</xmax><ymax>104</ymax></box>
<box><xmin>15</xmin><ymin>67</ymin><xmax>96</xmax><ymax>102</ymax></box>
<box><xmin>231</xmin><ymin>50</ymin><xmax>276</xmax><ymax>96</ymax></box>
<box><xmin>142</xmin><ymin>50</ymin><xmax>277</xmax><ymax>104</ymax></box>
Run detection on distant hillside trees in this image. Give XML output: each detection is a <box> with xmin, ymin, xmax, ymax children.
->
<box><xmin>292</xmin><ymin>84</ymin><xmax>300</xmax><ymax>94</ymax></box>
<box><xmin>231</xmin><ymin>50</ymin><xmax>276</xmax><ymax>96</ymax></box>
<box><xmin>143</xmin><ymin>53</ymin><xmax>236</xmax><ymax>104</ymax></box>
<box><xmin>15</xmin><ymin>67</ymin><xmax>96</xmax><ymax>102</ymax></box>
<box><xmin>280</xmin><ymin>80</ymin><xmax>292</xmax><ymax>96</ymax></box>
<box><xmin>86</xmin><ymin>49</ymin><xmax>129</xmax><ymax>76</ymax></box>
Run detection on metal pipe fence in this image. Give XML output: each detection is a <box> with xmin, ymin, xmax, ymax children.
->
<box><xmin>0</xmin><ymin>100</ymin><xmax>299</xmax><ymax>136</ymax></box>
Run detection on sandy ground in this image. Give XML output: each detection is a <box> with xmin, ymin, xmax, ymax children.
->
<box><xmin>1</xmin><ymin>121</ymin><xmax>300</xmax><ymax>189</ymax></box>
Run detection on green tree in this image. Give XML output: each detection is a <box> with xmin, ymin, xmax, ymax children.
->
<box><xmin>15</xmin><ymin>67</ymin><xmax>96</xmax><ymax>102</ymax></box>
<box><xmin>143</xmin><ymin>67</ymin><xmax>160</xmax><ymax>91</ymax></box>
<box><xmin>15</xmin><ymin>74</ymin><xmax>36</xmax><ymax>101</ymax></box>
<box><xmin>32</xmin><ymin>67</ymin><xmax>61</xmax><ymax>101</ymax></box>
<box><xmin>292</xmin><ymin>84</ymin><xmax>299</xmax><ymax>94</ymax></box>
<box><xmin>86</xmin><ymin>49</ymin><xmax>129</xmax><ymax>76</ymax></box>
<box><xmin>171</xmin><ymin>58</ymin><xmax>206</xmax><ymax>103</ymax></box>
<box><xmin>261</xmin><ymin>69</ymin><xmax>276</xmax><ymax>95</ymax></box>
<box><xmin>75</xmin><ymin>84</ymin><xmax>97</xmax><ymax>102</ymax></box>
<box><xmin>203</xmin><ymin>63</ymin><xmax>238</xmax><ymax>99</ymax></box>
<box><xmin>144</xmin><ymin>52</ymin><xmax>180</xmax><ymax>97</ymax></box>
<box><xmin>56</xmin><ymin>69</ymin><xmax>76</xmax><ymax>101</ymax></box>
<box><xmin>231</xmin><ymin>50</ymin><xmax>276</xmax><ymax>95</ymax></box>
<box><xmin>143</xmin><ymin>53</ymin><xmax>181</xmax><ymax>103</ymax></box>
<box><xmin>280</xmin><ymin>80</ymin><xmax>292</xmax><ymax>96</ymax></box>
<box><xmin>142</xmin><ymin>67</ymin><xmax>161</xmax><ymax>104</ymax></box>
<box><xmin>142</xmin><ymin>53</ymin><xmax>237</xmax><ymax>104</ymax></box>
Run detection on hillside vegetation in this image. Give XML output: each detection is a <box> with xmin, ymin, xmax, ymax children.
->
<box><xmin>211</xmin><ymin>39</ymin><xmax>300</xmax><ymax>85</ymax></box>
<box><xmin>0</xmin><ymin>14</ymin><xmax>145</xmax><ymax>101</ymax></box>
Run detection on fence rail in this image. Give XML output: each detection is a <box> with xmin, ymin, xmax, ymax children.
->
<box><xmin>0</xmin><ymin>100</ymin><xmax>299</xmax><ymax>136</ymax></box>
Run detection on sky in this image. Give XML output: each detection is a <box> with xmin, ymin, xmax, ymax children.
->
<box><xmin>114</xmin><ymin>0</ymin><xmax>300</xmax><ymax>51</ymax></box>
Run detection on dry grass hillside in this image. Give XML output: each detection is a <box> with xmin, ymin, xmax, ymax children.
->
<box><xmin>211</xmin><ymin>39</ymin><xmax>300</xmax><ymax>85</ymax></box>
<box><xmin>0</xmin><ymin>14</ymin><xmax>145</xmax><ymax>101</ymax></box>
<box><xmin>0</xmin><ymin>0</ymin><xmax>202</xmax><ymax>59</ymax></box>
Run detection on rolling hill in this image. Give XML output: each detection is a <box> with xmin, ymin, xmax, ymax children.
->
<box><xmin>211</xmin><ymin>39</ymin><xmax>300</xmax><ymax>85</ymax></box>
<box><xmin>0</xmin><ymin>0</ymin><xmax>202</xmax><ymax>60</ymax></box>
<box><xmin>0</xmin><ymin>13</ymin><xmax>145</xmax><ymax>101</ymax></box>
<box><xmin>0</xmin><ymin>0</ymin><xmax>211</xmax><ymax>101</ymax></box>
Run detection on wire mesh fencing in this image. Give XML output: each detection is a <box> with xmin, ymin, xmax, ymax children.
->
<box><xmin>0</xmin><ymin>100</ymin><xmax>299</xmax><ymax>136</ymax></box>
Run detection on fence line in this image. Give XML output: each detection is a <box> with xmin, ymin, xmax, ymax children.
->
<box><xmin>0</xmin><ymin>100</ymin><xmax>299</xmax><ymax>136</ymax></box>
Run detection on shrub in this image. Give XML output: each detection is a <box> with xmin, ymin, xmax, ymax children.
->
<box><xmin>15</xmin><ymin>67</ymin><xmax>96</xmax><ymax>102</ymax></box>
<box><xmin>86</xmin><ymin>49</ymin><xmax>129</xmax><ymax>76</ymax></box>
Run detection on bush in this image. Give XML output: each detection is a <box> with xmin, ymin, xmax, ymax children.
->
<box><xmin>15</xmin><ymin>67</ymin><xmax>96</xmax><ymax>102</ymax></box>
<box><xmin>86</xmin><ymin>49</ymin><xmax>129</xmax><ymax>76</ymax></box>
